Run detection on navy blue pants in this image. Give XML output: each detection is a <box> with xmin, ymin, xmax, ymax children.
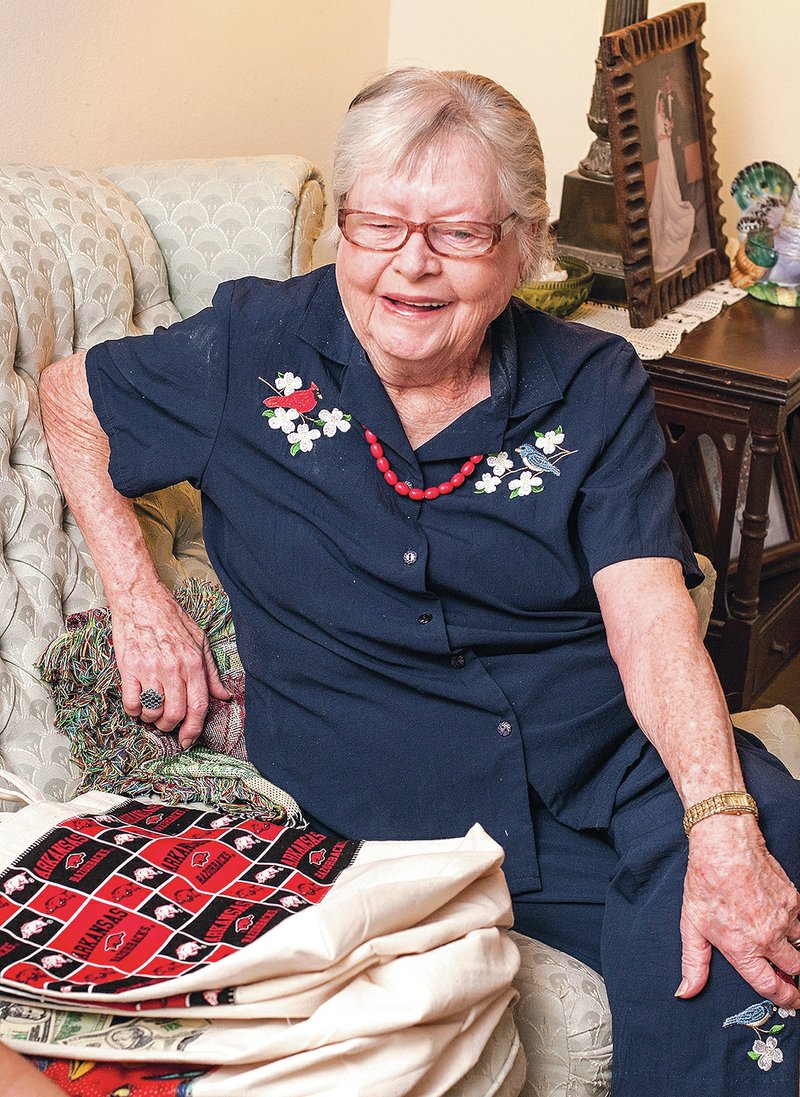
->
<box><xmin>513</xmin><ymin>730</ymin><xmax>800</xmax><ymax>1096</ymax></box>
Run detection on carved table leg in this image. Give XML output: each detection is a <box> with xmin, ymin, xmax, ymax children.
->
<box><xmin>729</xmin><ymin>429</ymin><xmax>779</xmax><ymax>621</ymax></box>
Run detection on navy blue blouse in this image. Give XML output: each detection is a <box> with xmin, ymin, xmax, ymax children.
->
<box><xmin>86</xmin><ymin>265</ymin><xmax>702</xmax><ymax>895</ymax></box>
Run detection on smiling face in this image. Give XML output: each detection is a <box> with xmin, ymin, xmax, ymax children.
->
<box><xmin>335</xmin><ymin>140</ymin><xmax>526</xmax><ymax>384</ymax></box>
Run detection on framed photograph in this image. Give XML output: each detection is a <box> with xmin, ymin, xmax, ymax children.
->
<box><xmin>600</xmin><ymin>3</ymin><xmax>729</xmax><ymax>327</ymax></box>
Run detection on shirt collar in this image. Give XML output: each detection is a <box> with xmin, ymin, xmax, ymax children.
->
<box><xmin>296</xmin><ymin>266</ymin><xmax>564</xmax><ymax>462</ymax></box>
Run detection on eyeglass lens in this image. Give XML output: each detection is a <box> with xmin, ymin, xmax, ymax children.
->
<box><xmin>342</xmin><ymin>212</ymin><xmax>498</xmax><ymax>257</ymax></box>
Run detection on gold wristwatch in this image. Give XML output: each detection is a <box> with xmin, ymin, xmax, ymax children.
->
<box><xmin>683</xmin><ymin>792</ymin><xmax>758</xmax><ymax>836</ymax></box>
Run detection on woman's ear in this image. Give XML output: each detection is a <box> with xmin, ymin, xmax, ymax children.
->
<box><xmin>517</xmin><ymin>220</ymin><xmax>543</xmax><ymax>282</ymax></box>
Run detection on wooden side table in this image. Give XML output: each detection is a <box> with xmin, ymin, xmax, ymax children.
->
<box><xmin>644</xmin><ymin>296</ymin><xmax>800</xmax><ymax>711</ymax></box>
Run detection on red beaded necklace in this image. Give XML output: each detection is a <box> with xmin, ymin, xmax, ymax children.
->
<box><xmin>363</xmin><ymin>428</ymin><xmax>483</xmax><ymax>501</ymax></box>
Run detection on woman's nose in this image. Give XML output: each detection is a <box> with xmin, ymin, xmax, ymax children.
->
<box><xmin>391</xmin><ymin>227</ymin><xmax>441</xmax><ymax>278</ymax></box>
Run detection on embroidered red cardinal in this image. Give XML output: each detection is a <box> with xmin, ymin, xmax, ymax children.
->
<box><xmin>263</xmin><ymin>382</ymin><xmax>321</xmax><ymax>414</ymax></box>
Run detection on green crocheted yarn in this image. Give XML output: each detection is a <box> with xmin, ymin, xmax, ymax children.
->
<box><xmin>37</xmin><ymin>579</ymin><xmax>299</xmax><ymax>821</ymax></box>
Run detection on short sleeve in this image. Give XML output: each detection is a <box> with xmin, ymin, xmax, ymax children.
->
<box><xmin>576</xmin><ymin>342</ymin><xmax>703</xmax><ymax>588</ymax></box>
<box><xmin>85</xmin><ymin>280</ymin><xmax>234</xmax><ymax>498</ymax></box>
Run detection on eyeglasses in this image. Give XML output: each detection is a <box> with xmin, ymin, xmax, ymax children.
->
<box><xmin>337</xmin><ymin>209</ymin><xmax>516</xmax><ymax>258</ymax></box>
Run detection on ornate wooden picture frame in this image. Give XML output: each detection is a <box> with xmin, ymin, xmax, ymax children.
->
<box><xmin>600</xmin><ymin>3</ymin><xmax>729</xmax><ymax>327</ymax></box>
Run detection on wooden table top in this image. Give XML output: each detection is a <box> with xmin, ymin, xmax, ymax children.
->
<box><xmin>645</xmin><ymin>295</ymin><xmax>800</xmax><ymax>404</ymax></box>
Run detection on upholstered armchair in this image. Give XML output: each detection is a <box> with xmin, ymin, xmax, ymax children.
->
<box><xmin>0</xmin><ymin>157</ymin><xmax>797</xmax><ymax>1097</ymax></box>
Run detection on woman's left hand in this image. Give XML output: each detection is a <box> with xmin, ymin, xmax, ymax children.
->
<box><xmin>678</xmin><ymin>813</ymin><xmax>800</xmax><ymax>1008</ymax></box>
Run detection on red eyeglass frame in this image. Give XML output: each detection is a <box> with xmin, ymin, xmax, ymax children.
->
<box><xmin>337</xmin><ymin>208</ymin><xmax>516</xmax><ymax>256</ymax></box>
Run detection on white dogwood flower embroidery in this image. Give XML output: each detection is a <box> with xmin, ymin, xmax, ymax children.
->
<box><xmin>751</xmin><ymin>1036</ymin><xmax>783</xmax><ymax>1071</ymax></box>
<box><xmin>267</xmin><ymin>407</ymin><xmax>299</xmax><ymax>433</ymax></box>
<box><xmin>275</xmin><ymin>371</ymin><xmax>302</xmax><ymax>395</ymax></box>
<box><xmin>475</xmin><ymin>473</ymin><xmax>501</xmax><ymax>494</ymax></box>
<box><xmin>287</xmin><ymin>424</ymin><xmax>321</xmax><ymax>454</ymax></box>
<box><xmin>487</xmin><ymin>451</ymin><xmax>514</xmax><ymax>475</ymax></box>
<box><xmin>318</xmin><ymin>408</ymin><xmax>352</xmax><ymax>437</ymax></box>
<box><xmin>508</xmin><ymin>471</ymin><xmax>543</xmax><ymax>498</ymax></box>
<box><xmin>535</xmin><ymin>429</ymin><xmax>565</xmax><ymax>455</ymax></box>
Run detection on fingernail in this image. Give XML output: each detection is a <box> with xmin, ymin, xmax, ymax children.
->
<box><xmin>674</xmin><ymin>979</ymin><xmax>689</xmax><ymax>998</ymax></box>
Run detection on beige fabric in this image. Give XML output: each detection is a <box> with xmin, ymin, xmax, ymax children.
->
<box><xmin>444</xmin><ymin>1006</ymin><xmax>527</xmax><ymax>1097</ymax></box>
<box><xmin>733</xmin><ymin>704</ymin><xmax>800</xmax><ymax>779</ymax></box>
<box><xmin>690</xmin><ymin>553</ymin><xmax>715</xmax><ymax>639</ymax></box>
<box><xmin>0</xmin><ymin>791</ymin><xmax>519</xmax><ymax>1096</ymax></box>
<box><xmin>102</xmin><ymin>156</ymin><xmax>325</xmax><ymax>318</ymax></box>
<box><xmin>510</xmin><ymin>933</ymin><xmax>611</xmax><ymax>1097</ymax></box>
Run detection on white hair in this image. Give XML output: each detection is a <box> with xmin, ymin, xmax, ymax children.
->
<box><xmin>328</xmin><ymin>67</ymin><xmax>552</xmax><ymax>281</ymax></box>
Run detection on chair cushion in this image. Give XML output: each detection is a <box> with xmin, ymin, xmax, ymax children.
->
<box><xmin>509</xmin><ymin>931</ymin><xmax>612</xmax><ymax>1097</ymax></box>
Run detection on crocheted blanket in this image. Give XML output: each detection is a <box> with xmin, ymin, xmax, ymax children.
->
<box><xmin>37</xmin><ymin>580</ymin><xmax>300</xmax><ymax>822</ymax></box>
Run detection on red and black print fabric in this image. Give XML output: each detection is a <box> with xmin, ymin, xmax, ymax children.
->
<box><xmin>0</xmin><ymin>800</ymin><xmax>359</xmax><ymax>997</ymax></box>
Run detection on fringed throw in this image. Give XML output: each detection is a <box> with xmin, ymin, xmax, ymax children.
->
<box><xmin>37</xmin><ymin>578</ymin><xmax>301</xmax><ymax>822</ymax></box>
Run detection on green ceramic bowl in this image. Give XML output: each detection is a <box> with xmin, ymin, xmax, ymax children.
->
<box><xmin>514</xmin><ymin>256</ymin><xmax>594</xmax><ymax>318</ymax></box>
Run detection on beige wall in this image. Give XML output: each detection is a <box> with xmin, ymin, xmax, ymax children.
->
<box><xmin>1</xmin><ymin>1</ymin><xmax>798</xmax><ymax>259</ymax></box>
<box><xmin>388</xmin><ymin>0</ymin><xmax>800</xmax><ymax>250</ymax></box>
<box><xmin>0</xmin><ymin>0</ymin><xmax>390</xmax><ymax>242</ymax></box>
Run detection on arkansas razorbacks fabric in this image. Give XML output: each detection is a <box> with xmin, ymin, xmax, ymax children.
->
<box><xmin>0</xmin><ymin>797</ymin><xmax>358</xmax><ymax>998</ymax></box>
<box><xmin>0</xmin><ymin>791</ymin><xmax>519</xmax><ymax>1096</ymax></box>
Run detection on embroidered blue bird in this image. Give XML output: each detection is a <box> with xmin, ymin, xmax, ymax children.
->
<box><xmin>723</xmin><ymin>1000</ymin><xmax>775</xmax><ymax>1029</ymax></box>
<box><xmin>515</xmin><ymin>443</ymin><xmax>561</xmax><ymax>477</ymax></box>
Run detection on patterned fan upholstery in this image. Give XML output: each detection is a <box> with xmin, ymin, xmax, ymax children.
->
<box><xmin>0</xmin><ymin>158</ymin><xmax>324</xmax><ymax>802</ymax></box>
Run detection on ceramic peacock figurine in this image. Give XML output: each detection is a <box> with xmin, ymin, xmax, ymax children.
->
<box><xmin>729</xmin><ymin>160</ymin><xmax>800</xmax><ymax>307</ymax></box>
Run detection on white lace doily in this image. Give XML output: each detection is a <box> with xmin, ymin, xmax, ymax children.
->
<box><xmin>569</xmin><ymin>280</ymin><xmax>748</xmax><ymax>360</ymax></box>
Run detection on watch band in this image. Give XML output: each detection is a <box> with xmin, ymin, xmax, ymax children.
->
<box><xmin>683</xmin><ymin>791</ymin><xmax>758</xmax><ymax>836</ymax></box>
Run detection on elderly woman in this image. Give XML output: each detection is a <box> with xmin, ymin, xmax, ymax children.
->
<box><xmin>41</xmin><ymin>69</ymin><xmax>799</xmax><ymax>1094</ymax></box>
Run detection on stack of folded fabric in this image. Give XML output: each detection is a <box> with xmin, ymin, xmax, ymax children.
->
<box><xmin>0</xmin><ymin>787</ymin><xmax>519</xmax><ymax>1096</ymax></box>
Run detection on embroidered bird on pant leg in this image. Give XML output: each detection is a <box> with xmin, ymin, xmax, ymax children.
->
<box><xmin>263</xmin><ymin>382</ymin><xmax>322</xmax><ymax>414</ymax></box>
<box><xmin>723</xmin><ymin>999</ymin><xmax>775</xmax><ymax>1030</ymax></box>
<box><xmin>516</xmin><ymin>443</ymin><xmax>560</xmax><ymax>476</ymax></box>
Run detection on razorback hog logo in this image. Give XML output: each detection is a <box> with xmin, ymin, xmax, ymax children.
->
<box><xmin>44</xmin><ymin>890</ymin><xmax>73</xmax><ymax>914</ymax></box>
<box><xmin>15</xmin><ymin>966</ymin><xmax>42</xmax><ymax>986</ymax></box>
<box><xmin>133</xmin><ymin>867</ymin><xmax>160</xmax><ymax>883</ymax></box>
<box><xmin>174</xmin><ymin>888</ymin><xmax>197</xmax><ymax>905</ymax></box>
<box><xmin>279</xmin><ymin>895</ymin><xmax>304</xmax><ymax>910</ymax></box>
<box><xmin>105</xmin><ymin>932</ymin><xmax>126</xmax><ymax>952</ymax></box>
<box><xmin>113</xmin><ymin>834</ymin><xmax>136</xmax><ymax>846</ymax></box>
<box><xmin>41</xmin><ymin>954</ymin><xmax>69</xmax><ymax>971</ymax></box>
<box><xmin>176</xmin><ymin>941</ymin><xmax>205</xmax><ymax>962</ymax></box>
<box><xmin>234</xmin><ymin>915</ymin><xmax>254</xmax><ymax>934</ymax></box>
<box><xmin>154</xmin><ymin>904</ymin><xmax>180</xmax><ymax>922</ymax></box>
<box><xmin>145</xmin><ymin>814</ymin><xmax>164</xmax><ymax>827</ymax></box>
<box><xmin>3</xmin><ymin>871</ymin><xmax>34</xmax><ymax>896</ymax></box>
<box><xmin>111</xmin><ymin>884</ymin><xmax>136</xmax><ymax>902</ymax></box>
<box><xmin>309</xmin><ymin>849</ymin><xmax>327</xmax><ymax>867</ymax></box>
<box><xmin>209</xmin><ymin>815</ymin><xmax>234</xmax><ymax>830</ymax></box>
<box><xmin>190</xmin><ymin>852</ymin><xmax>210</xmax><ymax>868</ymax></box>
<box><xmin>152</xmin><ymin>962</ymin><xmax>181</xmax><ymax>977</ymax></box>
<box><xmin>65</xmin><ymin>853</ymin><xmax>86</xmax><ymax>871</ymax></box>
<box><xmin>232</xmin><ymin>885</ymin><xmax>258</xmax><ymax>899</ymax></box>
<box><xmin>233</xmin><ymin>835</ymin><xmax>257</xmax><ymax>852</ymax></box>
<box><xmin>255</xmin><ymin>866</ymin><xmax>280</xmax><ymax>884</ymax></box>
<box><xmin>21</xmin><ymin>917</ymin><xmax>52</xmax><ymax>939</ymax></box>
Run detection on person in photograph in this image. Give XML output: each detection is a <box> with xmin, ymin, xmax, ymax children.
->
<box><xmin>663</xmin><ymin>73</ymin><xmax>688</xmax><ymax>197</ymax></box>
<box><xmin>649</xmin><ymin>76</ymin><xmax>696</xmax><ymax>273</ymax></box>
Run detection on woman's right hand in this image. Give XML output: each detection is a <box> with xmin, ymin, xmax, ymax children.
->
<box><xmin>110</xmin><ymin>583</ymin><xmax>232</xmax><ymax>750</ymax></box>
